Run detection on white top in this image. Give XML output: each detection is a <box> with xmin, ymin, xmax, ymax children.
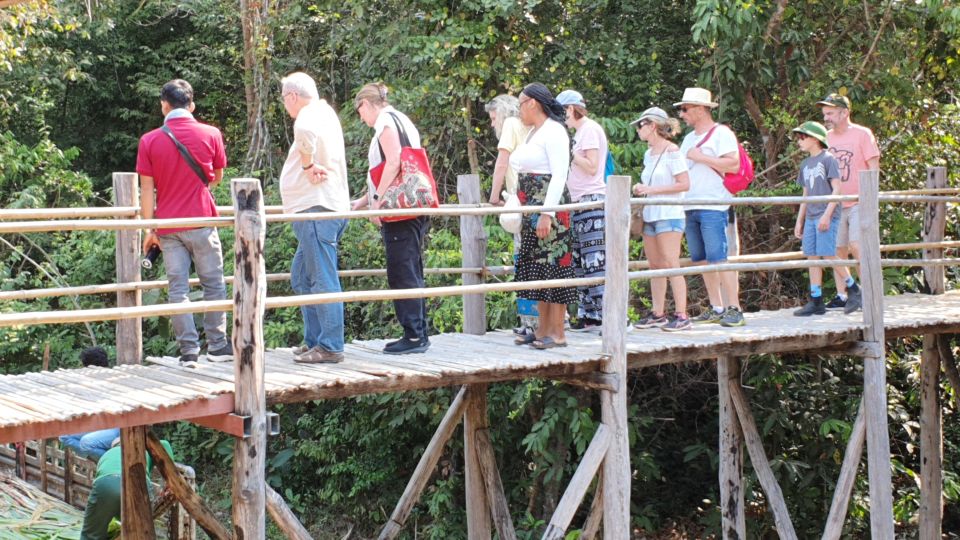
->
<box><xmin>639</xmin><ymin>149</ymin><xmax>688</xmax><ymax>222</ymax></box>
<box><xmin>567</xmin><ymin>117</ymin><xmax>607</xmax><ymax>201</ymax></box>
<box><xmin>679</xmin><ymin>123</ymin><xmax>738</xmax><ymax>211</ymax></box>
<box><xmin>366</xmin><ymin>106</ymin><xmax>421</xmax><ymax>203</ymax></box>
<box><xmin>509</xmin><ymin>119</ymin><xmax>570</xmax><ymax>216</ymax></box>
<box><xmin>279</xmin><ymin>99</ymin><xmax>350</xmax><ymax>213</ymax></box>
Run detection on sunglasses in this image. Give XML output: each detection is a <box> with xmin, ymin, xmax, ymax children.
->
<box><xmin>795</xmin><ymin>132</ymin><xmax>809</xmax><ymax>141</ymax></box>
<box><xmin>676</xmin><ymin>106</ymin><xmax>695</xmax><ymax>113</ymax></box>
<box><xmin>636</xmin><ymin>119</ymin><xmax>651</xmax><ymax>128</ymax></box>
<box><xmin>355</xmin><ymin>100</ymin><xmax>365</xmax><ymax>113</ymax></box>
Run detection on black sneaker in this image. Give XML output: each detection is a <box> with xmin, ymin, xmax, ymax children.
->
<box><xmin>179</xmin><ymin>353</ymin><xmax>198</xmax><ymax>367</ymax></box>
<box><xmin>720</xmin><ymin>307</ymin><xmax>746</xmax><ymax>327</ymax></box>
<box><xmin>844</xmin><ymin>284</ymin><xmax>863</xmax><ymax>314</ymax></box>
<box><xmin>825</xmin><ymin>295</ymin><xmax>847</xmax><ymax>310</ymax></box>
<box><xmin>794</xmin><ymin>297</ymin><xmax>826</xmax><ymax>317</ymax></box>
<box><xmin>384</xmin><ymin>337</ymin><xmax>431</xmax><ymax>355</ymax></box>
<box><xmin>570</xmin><ymin>317</ymin><xmax>601</xmax><ymax>331</ymax></box>
<box><xmin>207</xmin><ymin>343</ymin><xmax>234</xmax><ymax>362</ymax></box>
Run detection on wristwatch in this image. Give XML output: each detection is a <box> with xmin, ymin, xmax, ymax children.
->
<box><xmin>302</xmin><ymin>162</ymin><xmax>314</xmax><ymax>170</ymax></box>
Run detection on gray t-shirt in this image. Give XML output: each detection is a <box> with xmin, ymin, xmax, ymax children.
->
<box><xmin>795</xmin><ymin>151</ymin><xmax>841</xmax><ymax>219</ymax></box>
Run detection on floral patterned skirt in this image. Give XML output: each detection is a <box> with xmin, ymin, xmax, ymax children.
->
<box><xmin>515</xmin><ymin>172</ymin><xmax>577</xmax><ymax>304</ymax></box>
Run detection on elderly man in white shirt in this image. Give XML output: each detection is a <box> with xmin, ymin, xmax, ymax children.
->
<box><xmin>279</xmin><ymin>72</ymin><xmax>351</xmax><ymax>364</ymax></box>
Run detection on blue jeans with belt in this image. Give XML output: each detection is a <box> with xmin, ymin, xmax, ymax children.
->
<box><xmin>381</xmin><ymin>217</ymin><xmax>431</xmax><ymax>340</ymax></box>
<box><xmin>291</xmin><ymin>207</ymin><xmax>348</xmax><ymax>353</ymax></box>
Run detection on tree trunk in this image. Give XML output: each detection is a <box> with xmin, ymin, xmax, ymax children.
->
<box><xmin>241</xmin><ymin>0</ymin><xmax>274</xmax><ymax>174</ymax></box>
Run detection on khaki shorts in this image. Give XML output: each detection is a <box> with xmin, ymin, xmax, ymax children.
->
<box><xmin>836</xmin><ymin>204</ymin><xmax>860</xmax><ymax>247</ymax></box>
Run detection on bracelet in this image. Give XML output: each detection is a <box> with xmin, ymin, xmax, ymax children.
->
<box><xmin>302</xmin><ymin>162</ymin><xmax>314</xmax><ymax>170</ymax></box>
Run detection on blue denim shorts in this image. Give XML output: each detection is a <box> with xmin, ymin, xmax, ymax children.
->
<box><xmin>643</xmin><ymin>218</ymin><xmax>686</xmax><ymax>237</ymax></box>
<box><xmin>802</xmin><ymin>214</ymin><xmax>840</xmax><ymax>257</ymax></box>
<box><xmin>684</xmin><ymin>209</ymin><xmax>728</xmax><ymax>263</ymax></box>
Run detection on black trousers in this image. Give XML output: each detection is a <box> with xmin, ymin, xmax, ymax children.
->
<box><xmin>381</xmin><ymin>217</ymin><xmax>430</xmax><ymax>339</ymax></box>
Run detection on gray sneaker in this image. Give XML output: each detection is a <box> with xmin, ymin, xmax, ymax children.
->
<box><xmin>692</xmin><ymin>309</ymin><xmax>724</xmax><ymax>324</ymax></box>
<box><xmin>661</xmin><ymin>315</ymin><xmax>692</xmax><ymax>332</ymax></box>
<box><xmin>844</xmin><ymin>285</ymin><xmax>863</xmax><ymax>314</ymax></box>
<box><xmin>294</xmin><ymin>347</ymin><xmax>344</xmax><ymax>364</ymax></box>
<box><xmin>720</xmin><ymin>307</ymin><xmax>746</xmax><ymax>327</ymax></box>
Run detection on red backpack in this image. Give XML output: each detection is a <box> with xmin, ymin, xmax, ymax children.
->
<box><xmin>696</xmin><ymin>124</ymin><xmax>755</xmax><ymax>194</ymax></box>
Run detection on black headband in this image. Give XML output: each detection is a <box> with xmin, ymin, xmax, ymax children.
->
<box><xmin>523</xmin><ymin>83</ymin><xmax>566</xmax><ymax>124</ymax></box>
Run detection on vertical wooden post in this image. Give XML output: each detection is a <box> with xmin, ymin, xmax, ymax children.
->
<box><xmin>717</xmin><ymin>355</ymin><xmax>745</xmax><ymax>539</ymax></box>
<box><xmin>231</xmin><ymin>178</ymin><xmax>267</xmax><ymax>540</ymax></box>
<box><xmin>919</xmin><ymin>166</ymin><xmax>946</xmax><ymax>539</ymax></box>
<box><xmin>458</xmin><ymin>174</ymin><xmax>487</xmax><ymax>335</ymax></box>
<box><xmin>856</xmin><ymin>170</ymin><xmax>894</xmax><ymax>539</ymax></box>
<box><xmin>464</xmin><ymin>383</ymin><xmax>492</xmax><ymax>539</ymax></box>
<box><xmin>600</xmin><ymin>175</ymin><xmax>631</xmax><ymax>538</ymax></box>
<box><xmin>114</xmin><ymin>172</ymin><xmax>155</xmax><ymax>539</ymax></box>
<box><xmin>63</xmin><ymin>448</ymin><xmax>72</xmax><ymax>505</ymax></box>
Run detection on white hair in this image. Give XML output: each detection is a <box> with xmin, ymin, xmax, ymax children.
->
<box><xmin>484</xmin><ymin>94</ymin><xmax>520</xmax><ymax>138</ymax></box>
<box><xmin>281</xmin><ymin>72</ymin><xmax>320</xmax><ymax>100</ymax></box>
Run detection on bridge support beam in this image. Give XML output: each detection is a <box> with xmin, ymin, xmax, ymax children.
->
<box><xmin>600</xmin><ymin>175</ymin><xmax>631</xmax><ymax>538</ymax></box>
<box><xmin>717</xmin><ymin>356</ymin><xmax>745</xmax><ymax>539</ymax></box>
<box><xmin>858</xmin><ymin>170</ymin><xmax>895</xmax><ymax>539</ymax></box>
<box><xmin>231</xmin><ymin>178</ymin><xmax>268</xmax><ymax>540</ymax></box>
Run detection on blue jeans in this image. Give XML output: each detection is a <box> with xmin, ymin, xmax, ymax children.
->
<box><xmin>158</xmin><ymin>228</ymin><xmax>228</xmax><ymax>355</ymax></box>
<box><xmin>291</xmin><ymin>208</ymin><xmax>347</xmax><ymax>353</ymax></box>
<box><xmin>59</xmin><ymin>428</ymin><xmax>120</xmax><ymax>460</ymax></box>
<box><xmin>684</xmin><ymin>209</ymin><xmax>728</xmax><ymax>263</ymax></box>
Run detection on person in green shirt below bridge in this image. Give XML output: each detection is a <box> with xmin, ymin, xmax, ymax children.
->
<box><xmin>80</xmin><ymin>438</ymin><xmax>174</xmax><ymax>540</ymax></box>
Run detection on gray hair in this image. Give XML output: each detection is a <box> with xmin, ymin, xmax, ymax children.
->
<box><xmin>484</xmin><ymin>94</ymin><xmax>520</xmax><ymax>138</ymax></box>
<box><xmin>281</xmin><ymin>72</ymin><xmax>320</xmax><ymax>100</ymax></box>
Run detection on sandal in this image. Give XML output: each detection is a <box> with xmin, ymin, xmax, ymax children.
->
<box><xmin>530</xmin><ymin>336</ymin><xmax>568</xmax><ymax>350</ymax></box>
<box><xmin>514</xmin><ymin>333</ymin><xmax>536</xmax><ymax>345</ymax></box>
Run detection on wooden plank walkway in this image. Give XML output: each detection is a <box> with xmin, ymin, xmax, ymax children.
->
<box><xmin>1</xmin><ymin>291</ymin><xmax>958</xmax><ymax>445</ymax></box>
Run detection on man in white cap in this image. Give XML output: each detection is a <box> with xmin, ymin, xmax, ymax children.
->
<box><xmin>817</xmin><ymin>93</ymin><xmax>879</xmax><ymax>312</ymax></box>
<box><xmin>675</xmin><ymin>87</ymin><xmax>745</xmax><ymax>327</ymax></box>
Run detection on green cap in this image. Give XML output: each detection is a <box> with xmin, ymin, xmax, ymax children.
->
<box><xmin>816</xmin><ymin>93</ymin><xmax>850</xmax><ymax>109</ymax></box>
<box><xmin>792</xmin><ymin>121</ymin><xmax>829</xmax><ymax>146</ymax></box>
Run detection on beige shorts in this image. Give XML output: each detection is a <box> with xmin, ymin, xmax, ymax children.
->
<box><xmin>836</xmin><ymin>204</ymin><xmax>860</xmax><ymax>247</ymax></box>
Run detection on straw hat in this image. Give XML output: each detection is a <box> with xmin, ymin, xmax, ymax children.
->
<box><xmin>673</xmin><ymin>87</ymin><xmax>719</xmax><ymax>109</ymax></box>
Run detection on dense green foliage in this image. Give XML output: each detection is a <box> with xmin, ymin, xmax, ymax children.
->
<box><xmin>2</xmin><ymin>0</ymin><xmax>960</xmax><ymax>537</ymax></box>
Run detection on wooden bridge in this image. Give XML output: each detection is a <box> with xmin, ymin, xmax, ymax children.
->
<box><xmin>0</xmin><ymin>169</ymin><xmax>957</xmax><ymax>539</ymax></box>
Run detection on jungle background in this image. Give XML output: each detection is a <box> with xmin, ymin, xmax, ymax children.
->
<box><xmin>2</xmin><ymin>0</ymin><xmax>960</xmax><ymax>537</ymax></box>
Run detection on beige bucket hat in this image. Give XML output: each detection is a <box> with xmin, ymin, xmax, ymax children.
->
<box><xmin>673</xmin><ymin>87</ymin><xmax>719</xmax><ymax>109</ymax></box>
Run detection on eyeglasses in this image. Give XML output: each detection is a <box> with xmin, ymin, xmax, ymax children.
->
<box><xmin>355</xmin><ymin>100</ymin><xmax>365</xmax><ymax>113</ymax></box>
<box><xmin>676</xmin><ymin>106</ymin><xmax>694</xmax><ymax>113</ymax></box>
<box><xmin>518</xmin><ymin>97</ymin><xmax>532</xmax><ymax>108</ymax></box>
<box><xmin>638</xmin><ymin>119</ymin><xmax>651</xmax><ymax>127</ymax></box>
<box><xmin>281</xmin><ymin>91</ymin><xmax>294</xmax><ymax>101</ymax></box>
<box><xmin>795</xmin><ymin>132</ymin><xmax>809</xmax><ymax>141</ymax></box>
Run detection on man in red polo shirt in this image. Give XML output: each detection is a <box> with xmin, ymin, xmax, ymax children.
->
<box><xmin>137</xmin><ymin>79</ymin><xmax>231</xmax><ymax>365</ymax></box>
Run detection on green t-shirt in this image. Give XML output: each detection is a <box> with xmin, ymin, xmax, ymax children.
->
<box><xmin>95</xmin><ymin>439</ymin><xmax>175</xmax><ymax>480</ymax></box>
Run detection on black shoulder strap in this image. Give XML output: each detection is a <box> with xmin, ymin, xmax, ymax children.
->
<box><xmin>161</xmin><ymin>125</ymin><xmax>209</xmax><ymax>187</ymax></box>
<box><xmin>375</xmin><ymin>112</ymin><xmax>414</xmax><ymax>163</ymax></box>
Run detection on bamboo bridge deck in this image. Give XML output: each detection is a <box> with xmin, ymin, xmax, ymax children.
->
<box><xmin>1</xmin><ymin>290</ymin><xmax>957</xmax><ymax>446</ymax></box>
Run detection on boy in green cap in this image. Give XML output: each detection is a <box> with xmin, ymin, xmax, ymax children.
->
<box><xmin>791</xmin><ymin>121</ymin><xmax>862</xmax><ymax>316</ymax></box>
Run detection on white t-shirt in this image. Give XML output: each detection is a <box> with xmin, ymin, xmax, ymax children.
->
<box><xmin>567</xmin><ymin>118</ymin><xmax>607</xmax><ymax>201</ymax></box>
<box><xmin>497</xmin><ymin>116</ymin><xmax>529</xmax><ymax>194</ymax></box>
<box><xmin>509</xmin><ymin>119</ymin><xmax>570</xmax><ymax>216</ymax></box>
<box><xmin>639</xmin><ymin>149</ymin><xmax>688</xmax><ymax>222</ymax></box>
<box><xmin>279</xmin><ymin>99</ymin><xmax>350</xmax><ymax>213</ymax></box>
<box><xmin>366</xmin><ymin>106</ymin><xmax>421</xmax><ymax>203</ymax></box>
<box><xmin>679</xmin><ymin>123</ymin><xmax>738</xmax><ymax>211</ymax></box>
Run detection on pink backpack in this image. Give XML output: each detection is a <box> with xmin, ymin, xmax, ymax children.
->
<box><xmin>696</xmin><ymin>124</ymin><xmax>755</xmax><ymax>195</ymax></box>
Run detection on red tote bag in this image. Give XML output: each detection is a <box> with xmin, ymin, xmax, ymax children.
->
<box><xmin>369</xmin><ymin>112</ymin><xmax>440</xmax><ymax>222</ymax></box>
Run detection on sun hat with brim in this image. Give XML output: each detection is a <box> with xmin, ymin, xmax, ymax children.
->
<box><xmin>630</xmin><ymin>106</ymin><xmax>669</xmax><ymax>126</ymax></box>
<box><xmin>792</xmin><ymin>121</ymin><xmax>829</xmax><ymax>146</ymax></box>
<box><xmin>816</xmin><ymin>93</ymin><xmax>850</xmax><ymax>109</ymax></box>
<box><xmin>556</xmin><ymin>89</ymin><xmax>586</xmax><ymax>108</ymax></box>
<box><xmin>673</xmin><ymin>87</ymin><xmax>719</xmax><ymax>109</ymax></box>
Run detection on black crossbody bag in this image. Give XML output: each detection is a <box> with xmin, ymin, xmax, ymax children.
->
<box><xmin>161</xmin><ymin>125</ymin><xmax>209</xmax><ymax>187</ymax></box>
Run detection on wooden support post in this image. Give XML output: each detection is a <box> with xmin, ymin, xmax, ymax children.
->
<box><xmin>464</xmin><ymin>384</ymin><xmax>492</xmax><ymax>539</ymax></box>
<box><xmin>231</xmin><ymin>178</ymin><xmax>268</xmax><ymax>540</ymax></box>
<box><xmin>266</xmin><ymin>484</ymin><xmax>313</xmax><ymax>540</ymax></box>
<box><xmin>380</xmin><ymin>386</ymin><xmax>467</xmax><ymax>539</ymax></box>
<box><xmin>919</xmin><ymin>166</ymin><xmax>946</xmax><ymax>539</ymax></box>
<box><xmin>717</xmin><ymin>355</ymin><xmax>745</xmax><ymax>540</ymax></box>
<box><xmin>600</xmin><ymin>175</ymin><xmax>631</xmax><ymax>539</ymax></box>
<box><xmin>542</xmin><ymin>425</ymin><xmax>611</xmax><ymax>540</ymax></box>
<box><xmin>581</xmin><ymin>472</ymin><xmax>603</xmax><ymax>540</ymax></box>
<box><xmin>857</xmin><ymin>170</ymin><xmax>895</xmax><ymax>539</ymax></box>
<box><xmin>822</xmin><ymin>401</ymin><xmax>866</xmax><ymax>540</ymax></box>
<box><xmin>114</xmin><ymin>172</ymin><xmax>154</xmax><ymax>540</ymax></box>
<box><xmin>63</xmin><ymin>448</ymin><xmax>72</xmax><ymax>505</ymax></box>
<box><xmin>475</xmin><ymin>429</ymin><xmax>518</xmax><ymax>540</ymax></box>
<box><xmin>146</xmin><ymin>432</ymin><xmax>230</xmax><ymax>540</ymax></box>
<box><xmin>458</xmin><ymin>174</ymin><xmax>487</xmax><ymax>335</ymax></box>
<box><xmin>728</xmin><ymin>382</ymin><xmax>797</xmax><ymax>540</ymax></box>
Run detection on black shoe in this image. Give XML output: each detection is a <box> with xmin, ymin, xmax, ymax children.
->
<box><xmin>179</xmin><ymin>353</ymin><xmax>198</xmax><ymax>366</ymax></box>
<box><xmin>206</xmin><ymin>343</ymin><xmax>234</xmax><ymax>362</ymax></box>
<box><xmin>570</xmin><ymin>317</ymin><xmax>601</xmax><ymax>331</ymax></box>
<box><xmin>825</xmin><ymin>295</ymin><xmax>847</xmax><ymax>310</ymax></box>
<box><xmin>384</xmin><ymin>337</ymin><xmax>431</xmax><ymax>355</ymax></box>
<box><xmin>844</xmin><ymin>284</ymin><xmax>863</xmax><ymax>314</ymax></box>
<box><xmin>794</xmin><ymin>296</ymin><xmax>826</xmax><ymax>316</ymax></box>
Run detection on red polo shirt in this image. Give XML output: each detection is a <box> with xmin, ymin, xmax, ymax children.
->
<box><xmin>136</xmin><ymin>116</ymin><xmax>226</xmax><ymax>235</ymax></box>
